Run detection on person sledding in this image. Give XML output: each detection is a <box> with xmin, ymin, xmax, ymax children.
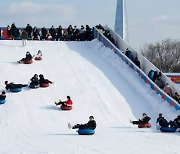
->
<box><xmin>156</xmin><ymin>113</ymin><xmax>169</xmax><ymax>129</ymax></box>
<box><xmin>29</xmin><ymin>74</ymin><xmax>40</xmax><ymax>88</ymax></box>
<box><xmin>0</xmin><ymin>91</ymin><xmax>6</xmax><ymax>101</ymax></box>
<box><xmin>68</xmin><ymin>116</ymin><xmax>96</xmax><ymax>130</ymax></box>
<box><xmin>55</xmin><ymin>96</ymin><xmax>73</xmax><ymax>108</ymax></box>
<box><xmin>39</xmin><ymin>74</ymin><xmax>53</xmax><ymax>87</ymax></box>
<box><xmin>130</xmin><ymin>113</ymin><xmax>151</xmax><ymax>125</ymax></box>
<box><xmin>17</xmin><ymin>51</ymin><xmax>33</xmax><ymax>63</ymax></box>
<box><xmin>5</xmin><ymin>81</ymin><xmax>28</xmax><ymax>91</ymax></box>
<box><xmin>34</xmin><ymin>50</ymin><xmax>42</xmax><ymax>60</ymax></box>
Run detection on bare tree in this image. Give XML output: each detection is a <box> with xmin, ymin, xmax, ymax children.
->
<box><xmin>141</xmin><ymin>39</ymin><xmax>180</xmax><ymax>72</ymax></box>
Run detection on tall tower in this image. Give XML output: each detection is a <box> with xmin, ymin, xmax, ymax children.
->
<box><xmin>115</xmin><ymin>0</ymin><xmax>129</xmax><ymax>43</ymax></box>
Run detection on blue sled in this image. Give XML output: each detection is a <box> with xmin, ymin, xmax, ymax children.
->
<box><xmin>10</xmin><ymin>88</ymin><xmax>22</xmax><ymax>92</ymax></box>
<box><xmin>0</xmin><ymin>99</ymin><xmax>6</xmax><ymax>104</ymax></box>
<box><xmin>29</xmin><ymin>84</ymin><xmax>39</xmax><ymax>89</ymax></box>
<box><xmin>160</xmin><ymin>127</ymin><xmax>176</xmax><ymax>132</ymax></box>
<box><xmin>78</xmin><ymin>129</ymin><xmax>95</xmax><ymax>135</ymax></box>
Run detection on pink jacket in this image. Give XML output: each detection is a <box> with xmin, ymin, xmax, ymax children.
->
<box><xmin>163</xmin><ymin>86</ymin><xmax>172</xmax><ymax>96</ymax></box>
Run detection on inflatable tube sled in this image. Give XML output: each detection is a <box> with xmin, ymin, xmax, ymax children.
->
<box><xmin>78</xmin><ymin>129</ymin><xmax>95</xmax><ymax>135</ymax></box>
<box><xmin>23</xmin><ymin>59</ymin><xmax>33</xmax><ymax>64</ymax></box>
<box><xmin>160</xmin><ymin>127</ymin><xmax>176</xmax><ymax>132</ymax></box>
<box><xmin>40</xmin><ymin>83</ymin><xmax>49</xmax><ymax>87</ymax></box>
<box><xmin>61</xmin><ymin>105</ymin><xmax>72</xmax><ymax>110</ymax></box>
<box><xmin>34</xmin><ymin>57</ymin><xmax>42</xmax><ymax>61</ymax></box>
<box><xmin>0</xmin><ymin>100</ymin><xmax>6</xmax><ymax>104</ymax></box>
<box><xmin>29</xmin><ymin>84</ymin><xmax>39</xmax><ymax>89</ymax></box>
<box><xmin>10</xmin><ymin>88</ymin><xmax>22</xmax><ymax>92</ymax></box>
<box><xmin>138</xmin><ymin>123</ymin><xmax>151</xmax><ymax>128</ymax></box>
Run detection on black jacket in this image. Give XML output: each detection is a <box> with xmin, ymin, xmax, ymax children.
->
<box><xmin>39</xmin><ymin>75</ymin><xmax>52</xmax><ymax>84</ymax></box>
<box><xmin>0</xmin><ymin>94</ymin><xmax>6</xmax><ymax>100</ymax></box>
<box><xmin>156</xmin><ymin>117</ymin><xmax>169</xmax><ymax>127</ymax></box>
<box><xmin>174</xmin><ymin>117</ymin><xmax>180</xmax><ymax>127</ymax></box>
<box><xmin>25</xmin><ymin>53</ymin><xmax>33</xmax><ymax>61</ymax></box>
<box><xmin>86</xmin><ymin>120</ymin><xmax>97</xmax><ymax>130</ymax></box>
<box><xmin>140</xmin><ymin>116</ymin><xmax>151</xmax><ymax>124</ymax></box>
<box><xmin>5</xmin><ymin>83</ymin><xmax>23</xmax><ymax>90</ymax></box>
<box><xmin>30</xmin><ymin>76</ymin><xmax>39</xmax><ymax>86</ymax></box>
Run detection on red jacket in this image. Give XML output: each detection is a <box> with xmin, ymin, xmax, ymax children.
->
<box><xmin>65</xmin><ymin>99</ymin><xmax>73</xmax><ymax>106</ymax></box>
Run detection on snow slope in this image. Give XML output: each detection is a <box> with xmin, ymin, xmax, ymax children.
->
<box><xmin>0</xmin><ymin>40</ymin><xmax>179</xmax><ymax>154</ymax></box>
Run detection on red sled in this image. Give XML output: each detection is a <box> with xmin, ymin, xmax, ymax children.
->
<box><xmin>23</xmin><ymin>59</ymin><xmax>33</xmax><ymax>64</ymax></box>
<box><xmin>40</xmin><ymin>83</ymin><xmax>49</xmax><ymax>87</ymax></box>
<box><xmin>138</xmin><ymin>123</ymin><xmax>151</xmax><ymax>128</ymax></box>
<box><xmin>61</xmin><ymin>105</ymin><xmax>72</xmax><ymax>110</ymax></box>
<box><xmin>34</xmin><ymin>57</ymin><xmax>42</xmax><ymax>61</ymax></box>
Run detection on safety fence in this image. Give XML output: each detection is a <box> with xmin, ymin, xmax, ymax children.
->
<box><xmin>93</xmin><ymin>27</ymin><xmax>180</xmax><ymax>111</ymax></box>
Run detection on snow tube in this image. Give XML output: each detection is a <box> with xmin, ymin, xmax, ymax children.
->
<box><xmin>29</xmin><ymin>84</ymin><xmax>39</xmax><ymax>89</ymax></box>
<box><xmin>160</xmin><ymin>127</ymin><xmax>176</xmax><ymax>132</ymax></box>
<box><xmin>138</xmin><ymin>123</ymin><xmax>151</xmax><ymax>128</ymax></box>
<box><xmin>78</xmin><ymin>129</ymin><xmax>95</xmax><ymax>135</ymax></box>
<box><xmin>23</xmin><ymin>59</ymin><xmax>33</xmax><ymax>64</ymax></box>
<box><xmin>61</xmin><ymin>105</ymin><xmax>72</xmax><ymax>110</ymax></box>
<box><xmin>34</xmin><ymin>57</ymin><xmax>42</xmax><ymax>61</ymax></box>
<box><xmin>0</xmin><ymin>100</ymin><xmax>6</xmax><ymax>104</ymax></box>
<box><xmin>10</xmin><ymin>88</ymin><xmax>22</xmax><ymax>92</ymax></box>
<box><xmin>40</xmin><ymin>83</ymin><xmax>49</xmax><ymax>87</ymax></box>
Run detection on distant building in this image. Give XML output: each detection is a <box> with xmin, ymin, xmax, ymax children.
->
<box><xmin>165</xmin><ymin>73</ymin><xmax>180</xmax><ymax>84</ymax></box>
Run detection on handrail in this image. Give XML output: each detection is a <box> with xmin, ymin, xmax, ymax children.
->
<box><xmin>93</xmin><ymin>26</ymin><xmax>180</xmax><ymax>111</ymax></box>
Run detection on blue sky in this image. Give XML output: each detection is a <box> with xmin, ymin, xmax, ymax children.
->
<box><xmin>0</xmin><ymin>0</ymin><xmax>180</xmax><ymax>49</ymax></box>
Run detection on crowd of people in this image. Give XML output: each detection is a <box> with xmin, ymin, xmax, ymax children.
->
<box><xmin>1</xmin><ymin>22</ymin><xmax>179</xmax><ymax>134</ymax></box>
<box><xmin>95</xmin><ymin>24</ymin><xmax>116</xmax><ymax>46</ymax></box>
<box><xmin>3</xmin><ymin>23</ymin><xmax>94</xmax><ymax>41</ymax></box>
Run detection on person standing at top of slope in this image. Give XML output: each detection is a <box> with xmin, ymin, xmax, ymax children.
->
<box><xmin>21</xmin><ymin>29</ymin><xmax>28</xmax><ymax>46</ymax></box>
<box><xmin>55</xmin><ymin>96</ymin><xmax>73</xmax><ymax>107</ymax></box>
<box><xmin>130</xmin><ymin>113</ymin><xmax>151</xmax><ymax>125</ymax></box>
<box><xmin>68</xmin><ymin>116</ymin><xmax>96</xmax><ymax>130</ymax></box>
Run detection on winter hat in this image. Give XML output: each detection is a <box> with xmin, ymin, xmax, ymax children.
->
<box><xmin>159</xmin><ymin>113</ymin><xmax>163</xmax><ymax>117</ymax></box>
<box><xmin>2</xmin><ymin>91</ymin><xmax>5</xmax><ymax>94</ymax></box>
<box><xmin>89</xmin><ymin>116</ymin><xmax>94</xmax><ymax>119</ymax></box>
<box><xmin>143</xmin><ymin>113</ymin><xmax>147</xmax><ymax>116</ymax></box>
<box><xmin>67</xmin><ymin>96</ymin><xmax>71</xmax><ymax>99</ymax></box>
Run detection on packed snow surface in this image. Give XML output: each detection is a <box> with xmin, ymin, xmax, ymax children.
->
<box><xmin>0</xmin><ymin>40</ymin><xmax>179</xmax><ymax>154</ymax></box>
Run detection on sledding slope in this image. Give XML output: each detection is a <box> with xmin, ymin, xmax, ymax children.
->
<box><xmin>0</xmin><ymin>40</ymin><xmax>179</xmax><ymax>154</ymax></box>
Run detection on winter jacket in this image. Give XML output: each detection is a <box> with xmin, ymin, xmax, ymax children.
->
<box><xmin>25</xmin><ymin>53</ymin><xmax>33</xmax><ymax>61</ymax></box>
<box><xmin>156</xmin><ymin>117</ymin><xmax>169</xmax><ymax>127</ymax></box>
<box><xmin>155</xmin><ymin>78</ymin><xmax>164</xmax><ymax>89</ymax></box>
<box><xmin>173</xmin><ymin>93</ymin><xmax>180</xmax><ymax>103</ymax></box>
<box><xmin>5</xmin><ymin>83</ymin><xmax>23</xmax><ymax>90</ymax></box>
<box><xmin>140</xmin><ymin>116</ymin><xmax>151</xmax><ymax>124</ymax></box>
<box><xmin>86</xmin><ymin>120</ymin><xmax>97</xmax><ymax>130</ymax></box>
<box><xmin>30</xmin><ymin>76</ymin><xmax>39</xmax><ymax>86</ymax></box>
<box><xmin>0</xmin><ymin>94</ymin><xmax>6</xmax><ymax>100</ymax></box>
<box><xmin>174</xmin><ymin>117</ymin><xmax>180</xmax><ymax>128</ymax></box>
<box><xmin>65</xmin><ymin>99</ymin><xmax>73</xmax><ymax>106</ymax></box>
<box><xmin>39</xmin><ymin>75</ymin><xmax>52</xmax><ymax>84</ymax></box>
<box><xmin>21</xmin><ymin>31</ymin><xmax>28</xmax><ymax>40</ymax></box>
<box><xmin>163</xmin><ymin>85</ymin><xmax>172</xmax><ymax>96</ymax></box>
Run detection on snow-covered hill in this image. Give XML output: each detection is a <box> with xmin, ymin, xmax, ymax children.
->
<box><xmin>0</xmin><ymin>40</ymin><xmax>179</xmax><ymax>154</ymax></box>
